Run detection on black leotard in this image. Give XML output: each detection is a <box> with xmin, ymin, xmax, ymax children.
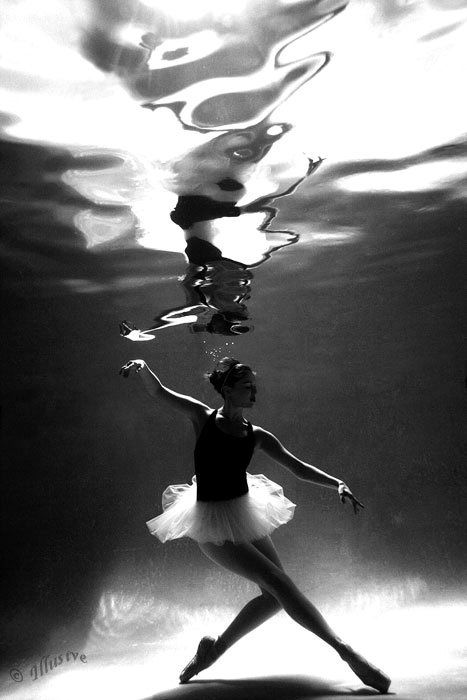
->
<box><xmin>170</xmin><ymin>195</ymin><xmax>241</xmax><ymax>230</ymax></box>
<box><xmin>194</xmin><ymin>409</ymin><xmax>255</xmax><ymax>501</ymax></box>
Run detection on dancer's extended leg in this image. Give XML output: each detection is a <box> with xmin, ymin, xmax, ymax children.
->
<box><xmin>196</xmin><ymin>537</ymin><xmax>391</xmax><ymax>693</ymax></box>
<box><xmin>200</xmin><ymin>537</ymin><xmax>342</xmax><ymax>649</ymax></box>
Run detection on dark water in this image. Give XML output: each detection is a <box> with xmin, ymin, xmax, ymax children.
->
<box><xmin>1</xmin><ymin>1</ymin><xmax>466</xmax><ymax>697</ymax></box>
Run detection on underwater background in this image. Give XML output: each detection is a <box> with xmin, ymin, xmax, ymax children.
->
<box><xmin>1</xmin><ymin>1</ymin><xmax>466</xmax><ymax>698</ymax></box>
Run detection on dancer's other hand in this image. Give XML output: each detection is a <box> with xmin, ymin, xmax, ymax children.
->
<box><xmin>119</xmin><ymin>320</ymin><xmax>137</xmax><ymax>337</ymax></box>
<box><xmin>338</xmin><ymin>482</ymin><xmax>364</xmax><ymax>515</ymax></box>
<box><xmin>119</xmin><ymin>359</ymin><xmax>146</xmax><ymax>377</ymax></box>
<box><xmin>120</xmin><ymin>320</ymin><xmax>155</xmax><ymax>341</ymax></box>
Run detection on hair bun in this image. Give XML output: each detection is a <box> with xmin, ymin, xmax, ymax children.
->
<box><xmin>207</xmin><ymin>357</ymin><xmax>243</xmax><ymax>395</ymax></box>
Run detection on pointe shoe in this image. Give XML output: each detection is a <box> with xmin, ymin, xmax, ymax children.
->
<box><xmin>179</xmin><ymin>636</ymin><xmax>217</xmax><ymax>684</ymax></box>
<box><xmin>339</xmin><ymin>645</ymin><xmax>391</xmax><ymax>694</ymax></box>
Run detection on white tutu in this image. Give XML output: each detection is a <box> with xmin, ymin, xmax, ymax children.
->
<box><xmin>146</xmin><ymin>472</ymin><xmax>296</xmax><ymax>545</ymax></box>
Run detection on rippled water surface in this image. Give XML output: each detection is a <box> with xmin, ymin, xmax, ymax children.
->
<box><xmin>1</xmin><ymin>1</ymin><xmax>466</xmax><ymax>698</ymax></box>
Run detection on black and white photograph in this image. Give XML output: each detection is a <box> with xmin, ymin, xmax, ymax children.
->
<box><xmin>1</xmin><ymin>1</ymin><xmax>466</xmax><ymax>699</ymax></box>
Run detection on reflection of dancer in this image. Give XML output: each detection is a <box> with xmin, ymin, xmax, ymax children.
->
<box><xmin>120</xmin><ymin>124</ymin><xmax>320</xmax><ymax>339</ymax></box>
<box><xmin>119</xmin><ymin>357</ymin><xmax>391</xmax><ymax>694</ymax></box>
<box><xmin>119</xmin><ymin>254</ymin><xmax>252</xmax><ymax>339</ymax></box>
<box><xmin>158</xmin><ymin>127</ymin><xmax>322</xmax><ymax>335</ymax></box>
<box><xmin>181</xmin><ymin>258</ymin><xmax>252</xmax><ymax>336</ymax></box>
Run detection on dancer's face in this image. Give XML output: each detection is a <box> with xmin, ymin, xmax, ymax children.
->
<box><xmin>225</xmin><ymin>370</ymin><xmax>257</xmax><ymax>408</ymax></box>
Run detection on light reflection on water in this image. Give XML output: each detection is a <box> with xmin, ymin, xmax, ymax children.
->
<box><xmin>2</xmin><ymin>0</ymin><xmax>345</xmax><ymax>336</ymax></box>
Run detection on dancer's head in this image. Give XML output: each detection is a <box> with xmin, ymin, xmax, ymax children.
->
<box><xmin>207</xmin><ymin>357</ymin><xmax>256</xmax><ymax>406</ymax></box>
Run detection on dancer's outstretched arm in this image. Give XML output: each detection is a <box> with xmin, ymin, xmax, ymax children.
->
<box><xmin>119</xmin><ymin>359</ymin><xmax>209</xmax><ymax>422</ymax></box>
<box><xmin>256</xmin><ymin>427</ymin><xmax>364</xmax><ymax>514</ymax></box>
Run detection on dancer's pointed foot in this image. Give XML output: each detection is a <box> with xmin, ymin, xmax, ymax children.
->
<box><xmin>339</xmin><ymin>645</ymin><xmax>391</xmax><ymax>694</ymax></box>
<box><xmin>179</xmin><ymin>636</ymin><xmax>219</xmax><ymax>684</ymax></box>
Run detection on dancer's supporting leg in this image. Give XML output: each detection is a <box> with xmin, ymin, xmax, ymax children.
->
<box><xmin>179</xmin><ymin>535</ymin><xmax>282</xmax><ymax>682</ymax></box>
<box><xmin>214</xmin><ymin>534</ymin><xmax>284</xmax><ymax>654</ymax></box>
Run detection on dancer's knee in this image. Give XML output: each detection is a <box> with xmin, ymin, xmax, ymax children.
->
<box><xmin>259</xmin><ymin>586</ymin><xmax>281</xmax><ymax>608</ymax></box>
<box><xmin>258</xmin><ymin>568</ymin><xmax>290</xmax><ymax>597</ymax></box>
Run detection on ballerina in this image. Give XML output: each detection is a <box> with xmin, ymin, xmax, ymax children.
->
<box><xmin>119</xmin><ymin>356</ymin><xmax>391</xmax><ymax>694</ymax></box>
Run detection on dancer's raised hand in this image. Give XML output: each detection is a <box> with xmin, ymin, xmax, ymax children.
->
<box><xmin>338</xmin><ymin>482</ymin><xmax>364</xmax><ymax>515</ymax></box>
<box><xmin>119</xmin><ymin>359</ymin><xmax>146</xmax><ymax>377</ymax></box>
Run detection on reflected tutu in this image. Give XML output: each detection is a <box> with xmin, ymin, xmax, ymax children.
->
<box><xmin>146</xmin><ymin>473</ymin><xmax>296</xmax><ymax>545</ymax></box>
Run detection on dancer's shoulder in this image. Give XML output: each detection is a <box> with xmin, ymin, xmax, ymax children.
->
<box><xmin>252</xmin><ymin>426</ymin><xmax>292</xmax><ymax>457</ymax></box>
<box><xmin>251</xmin><ymin>424</ymin><xmax>275</xmax><ymax>447</ymax></box>
<box><xmin>192</xmin><ymin>404</ymin><xmax>216</xmax><ymax>435</ymax></box>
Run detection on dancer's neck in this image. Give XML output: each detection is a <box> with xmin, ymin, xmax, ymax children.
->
<box><xmin>218</xmin><ymin>404</ymin><xmax>245</xmax><ymax>424</ymax></box>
